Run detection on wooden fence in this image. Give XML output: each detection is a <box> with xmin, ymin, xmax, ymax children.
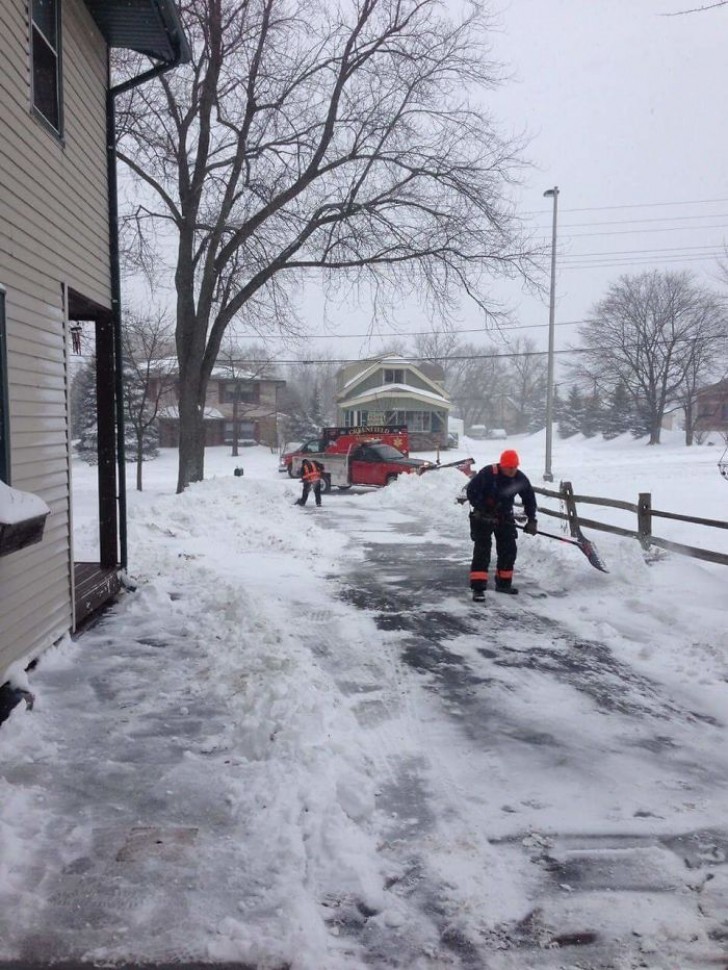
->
<box><xmin>531</xmin><ymin>481</ymin><xmax>728</xmax><ymax>567</ymax></box>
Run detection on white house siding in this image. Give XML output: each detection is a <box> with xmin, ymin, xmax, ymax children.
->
<box><xmin>0</xmin><ymin>0</ymin><xmax>111</xmax><ymax>679</ymax></box>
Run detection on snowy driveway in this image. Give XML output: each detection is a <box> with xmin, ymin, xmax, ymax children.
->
<box><xmin>310</xmin><ymin>492</ymin><xmax>728</xmax><ymax>969</ymax></box>
<box><xmin>1</xmin><ymin>464</ymin><xmax>728</xmax><ymax>970</ymax></box>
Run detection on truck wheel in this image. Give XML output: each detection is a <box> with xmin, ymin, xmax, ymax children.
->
<box><xmin>322</xmin><ymin>474</ymin><xmax>332</xmax><ymax>493</ymax></box>
<box><xmin>287</xmin><ymin>465</ymin><xmax>296</xmax><ymax>478</ymax></box>
<box><xmin>385</xmin><ymin>474</ymin><xmax>398</xmax><ymax>486</ymax></box>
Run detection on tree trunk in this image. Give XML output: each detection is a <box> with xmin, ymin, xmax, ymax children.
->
<box><xmin>136</xmin><ymin>433</ymin><xmax>144</xmax><ymax>492</ymax></box>
<box><xmin>177</xmin><ymin>375</ymin><xmax>207</xmax><ymax>492</ymax></box>
<box><xmin>232</xmin><ymin>396</ymin><xmax>239</xmax><ymax>457</ymax></box>
<box><xmin>684</xmin><ymin>400</ymin><xmax>694</xmax><ymax>446</ymax></box>
<box><xmin>648</xmin><ymin>414</ymin><xmax>662</xmax><ymax>445</ymax></box>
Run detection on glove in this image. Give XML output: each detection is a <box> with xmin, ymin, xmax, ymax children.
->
<box><xmin>524</xmin><ymin>519</ymin><xmax>538</xmax><ymax>536</ymax></box>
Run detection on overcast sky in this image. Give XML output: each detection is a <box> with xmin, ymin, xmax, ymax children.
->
<box><xmin>121</xmin><ymin>1</ymin><xmax>728</xmax><ymax>367</ymax></box>
<box><xmin>272</xmin><ymin>0</ymin><xmax>728</xmax><ymax>364</ymax></box>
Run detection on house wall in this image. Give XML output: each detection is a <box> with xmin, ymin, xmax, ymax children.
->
<box><xmin>695</xmin><ymin>384</ymin><xmax>728</xmax><ymax>433</ymax></box>
<box><xmin>158</xmin><ymin>379</ymin><xmax>282</xmax><ymax>448</ymax></box>
<box><xmin>353</xmin><ymin>368</ymin><xmax>435</xmax><ymax>396</ymax></box>
<box><xmin>0</xmin><ymin>0</ymin><xmax>110</xmax><ymax>678</ymax></box>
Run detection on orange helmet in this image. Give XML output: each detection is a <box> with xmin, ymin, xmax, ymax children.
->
<box><xmin>499</xmin><ymin>449</ymin><xmax>519</xmax><ymax>469</ymax></box>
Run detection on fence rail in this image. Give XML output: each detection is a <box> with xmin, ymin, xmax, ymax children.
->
<box><xmin>531</xmin><ymin>481</ymin><xmax>728</xmax><ymax>567</ymax></box>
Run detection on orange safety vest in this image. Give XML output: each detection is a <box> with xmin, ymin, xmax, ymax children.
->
<box><xmin>302</xmin><ymin>459</ymin><xmax>322</xmax><ymax>483</ymax></box>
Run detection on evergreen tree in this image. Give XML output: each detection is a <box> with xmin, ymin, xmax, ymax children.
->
<box><xmin>72</xmin><ymin>357</ymin><xmax>99</xmax><ymax>464</ymax></box>
<box><xmin>601</xmin><ymin>382</ymin><xmax>632</xmax><ymax>439</ymax></box>
<box><xmin>558</xmin><ymin>385</ymin><xmax>583</xmax><ymax>438</ymax></box>
<box><xmin>581</xmin><ymin>387</ymin><xmax>602</xmax><ymax>438</ymax></box>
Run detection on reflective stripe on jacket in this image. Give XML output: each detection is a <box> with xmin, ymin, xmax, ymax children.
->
<box><xmin>302</xmin><ymin>459</ymin><xmax>322</xmax><ymax>483</ymax></box>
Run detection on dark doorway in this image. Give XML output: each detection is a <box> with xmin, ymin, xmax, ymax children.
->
<box><xmin>68</xmin><ymin>288</ymin><xmax>122</xmax><ymax>626</ymax></box>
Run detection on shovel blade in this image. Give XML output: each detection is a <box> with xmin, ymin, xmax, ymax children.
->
<box><xmin>576</xmin><ymin>534</ymin><xmax>609</xmax><ymax>573</ymax></box>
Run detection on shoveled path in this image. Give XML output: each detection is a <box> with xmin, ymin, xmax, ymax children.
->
<box><xmin>314</xmin><ymin>497</ymin><xmax>728</xmax><ymax>969</ymax></box>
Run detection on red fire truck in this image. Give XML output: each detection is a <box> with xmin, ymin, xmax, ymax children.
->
<box><xmin>283</xmin><ymin>426</ymin><xmax>473</xmax><ymax>491</ymax></box>
<box><xmin>279</xmin><ymin>426</ymin><xmax>410</xmax><ymax>475</ymax></box>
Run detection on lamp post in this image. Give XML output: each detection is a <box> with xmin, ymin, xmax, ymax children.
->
<box><xmin>543</xmin><ymin>186</ymin><xmax>559</xmax><ymax>482</ymax></box>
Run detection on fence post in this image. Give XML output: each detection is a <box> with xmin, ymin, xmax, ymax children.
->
<box><xmin>638</xmin><ymin>492</ymin><xmax>652</xmax><ymax>550</ymax></box>
<box><xmin>561</xmin><ymin>481</ymin><xmax>580</xmax><ymax>538</ymax></box>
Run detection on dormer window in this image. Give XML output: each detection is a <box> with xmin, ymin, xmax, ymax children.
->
<box><xmin>383</xmin><ymin>369</ymin><xmax>404</xmax><ymax>384</ymax></box>
<box><xmin>30</xmin><ymin>0</ymin><xmax>62</xmax><ymax>134</ymax></box>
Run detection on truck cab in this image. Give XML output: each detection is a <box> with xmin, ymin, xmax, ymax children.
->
<box><xmin>348</xmin><ymin>442</ymin><xmax>427</xmax><ymax>487</ymax></box>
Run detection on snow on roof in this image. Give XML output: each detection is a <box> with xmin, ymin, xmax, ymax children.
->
<box><xmin>340</xmin><ymin>383</ymin><xmax>451</xmax><ymax>409</ymax></box>
<box><xmin>209</xmin><ymin>366</ymin><xmax>284</xmax><ymax>382</ymax></box>
<box><xmin>157</xmin><ymin>406</ymin><xmax>225</xmax><ymax>420</ymax></box>
<box><xmin>0</xmin><ymin>480</ymin><xmax>50</xmax><ymax>524</ymax></box>
<box><xmin>341</xmin><ymin>358</ymin><xmax>446</xmax><ymax>396</ymax></box>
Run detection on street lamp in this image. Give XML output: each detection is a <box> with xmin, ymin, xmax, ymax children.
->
<box><xmin>543</xmin><ymin>186</ymin><xmax>559</xmax><ymax>483</ymax></box>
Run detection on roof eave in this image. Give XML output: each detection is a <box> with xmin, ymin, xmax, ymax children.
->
<box><xmin>84</xmin><ymin>0</ymin><xmax>191</xmax><ymax>64</ymax></box>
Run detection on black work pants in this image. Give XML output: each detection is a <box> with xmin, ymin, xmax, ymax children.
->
<box><xmin>300</xmin><ymin>480</ymin><xmax>322</xmax><ymax>506</ymax></box>
<box><xmin>469</xmin><ymin>513</ymin><xmax>517</xmax><ymax>588</ymax></box>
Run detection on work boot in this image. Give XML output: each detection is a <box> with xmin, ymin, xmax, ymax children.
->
<box><xmin>495</xmin><ymin>579</ymin><xmax>519</xmax><ymax>595</ymax></box>
<box><xmin>471</xmin><ymin>589</ymin><xmax>486</xmax><ymax>603</ymax></box>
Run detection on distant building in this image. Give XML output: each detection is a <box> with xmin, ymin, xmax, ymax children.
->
<box><xmin>336</xmin><ymin>355</ymin><xmax>452</xmax><ymax>450</ymax></box>
<box><xmin>157</xmin><ymin>366</ymin><xmax>286</xmax><ymax>448</ymax></box>
<box><xmin>695</xmin><ymin>379</ymin><xmax>728</xmax><ymax>435</ymax></box>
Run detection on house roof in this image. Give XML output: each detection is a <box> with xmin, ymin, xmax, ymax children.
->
<box><xmin>340</xmin><ymin>383</ymin><xmax>452</xmax><ymax>411</ymax></box>
<box><xmin>83</xmin><ymin>0</ymin><xmax>191</xmax><ymax>63</ymax></box>
<box><xmin>698</xmin><ymin>378</ymin><xmax>728</xmax><ymax>394</ymax></box>
<box><xmin>210</xmin><ymin>365</ymin><xmax>285</xmax><ymax>385</ymax></box>
<box><xmin>340</xmin><ymin>358</ymin><xmax>447</xmax><ymax>398</ymax></box>
<box><xmin>158</xmin><ymin>406</ymin><xmax>225</xmax><ymax>421</ymax></box>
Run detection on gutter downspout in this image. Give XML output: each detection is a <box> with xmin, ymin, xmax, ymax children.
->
<box><xmin>106</xmin><ymin>45</ymin><xmax>187</xmax><ymax>570</ymax></box>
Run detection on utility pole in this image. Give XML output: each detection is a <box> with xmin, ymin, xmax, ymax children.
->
<box><xmin>543</xmin><ymin>186</ymin><xmax>559</xmax><ymax>482</ymax></box>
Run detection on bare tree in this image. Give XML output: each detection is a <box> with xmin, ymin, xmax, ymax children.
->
<box><xmin>503</xmin><ymin>335</ymin><xmax>547</xmax><ymax>433</ymax></box>
<box><xmin>121</xmin><ymin>311</ymin><xmax>177</xmax><ymax>490</ymax></box>
<box><xmin>215</xmin><ymin>339</ymin><xmax>280</xmax><ymax>455</ymax></box>
<box><xmin>444</xmin><ymin>341</ymin><xmax>509</xmax><ymax>430</ymax></box>
<box><xmin>115</xmin><ymin>0</ymin><xmax>537</xmax><ymax>492</ymax></box>
<box><xmin>280</xmin><ymin>356</ymin><xmax>340</xmax><ymax>440</ymax></box>
<box><xmin>571</xmin><ymin>270</ymin><xmax>726</xmax><ymax>444</ymax></box>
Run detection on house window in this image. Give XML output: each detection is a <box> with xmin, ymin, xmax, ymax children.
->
<box><xmin>224</xmin><ymin>421</ymin><xmax>255</xmax><ymax>442</ymax></box>
<box><xmin>220</xmin><ymin>381</ymin><xmax>259</xmax><ymax>405</ymax></box>
<box><xmin>390</xmin><ymin>410</ymin><xmax>431</xmax><ymax>431</ymax></box>
<box><xmin>30</xmin><ymin>0</ymin><xmax>62</xmax><ymax>133</ymax></box>
<box><xmin>383</xmin><ymin>369</ymin><xmax>404</xmax><ymax>384</ymax></box>
<box><xmin>0</xmin><ymin>290</ymin><xmax>10</xmax><ymax>482</ymax></box>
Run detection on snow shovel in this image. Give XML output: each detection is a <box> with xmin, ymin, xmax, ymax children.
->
<box><xmin>517</xmin><ymin>523</ymin><xmax>609</xmax><ymax>573</ymax></box>
<box><xmin>419</xmin><ymin>457</ymin><xmax>475</xmax><ymax>475</ymax></box>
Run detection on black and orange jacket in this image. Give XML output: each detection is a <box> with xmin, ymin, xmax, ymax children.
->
<box><xmin>465</xmin><ymin>463</ymin><xmax>537</xmax><ymax>520</ymax></box>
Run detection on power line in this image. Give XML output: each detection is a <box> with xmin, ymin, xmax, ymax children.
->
<box><xmin>525</xmin><ymin>196</ymin><xmax>728</xmax><ymax>217</ymax></box>
<box><xmin>264</xmin><ymin>319</ymin><xmax>586</xmax><ymax>341</ymax></box>
<box><xmin>561</xmin><ymin>243</ymin><xmax>726</xmax><ymax>260</ymax></box>
<box><xmin>557</xmin><ymin>224</ymin><xmax>728</xmax><ymax>241</ymax></box>
<box><xmin>247</xmin><ymin>347</ymin><xmax>592</xmax><ymax>365</ymax></box>
<box><xmin>556</xmin><ymin>212</ymin><xmax>728</xmax><ymax>230</ymax></box>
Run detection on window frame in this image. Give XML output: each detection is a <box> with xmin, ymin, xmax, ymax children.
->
<box><xmin>220</xmin><ymin>381</ymin><xmax>259</xmax><ymax>405</ymax></box>
<box><xmin>0</xmin><ymin>288</ymin><xmax>10</xmax><ymax>483</ymax></box>
<box><xmin>29</xmin><ymin>0</ymin><xmax>64</xmax><ymax>137</ymax></box>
